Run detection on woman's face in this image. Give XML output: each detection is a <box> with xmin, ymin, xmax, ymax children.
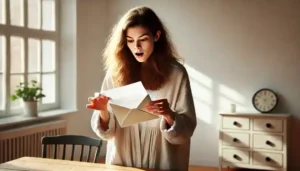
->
<box><xmin>126</xmin><ymin>26</ymin><xmax>160</xmax><ymax>63</ymax></box>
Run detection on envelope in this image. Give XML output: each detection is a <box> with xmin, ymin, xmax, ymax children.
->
<box><xmin>97</xmin><ymin>81</ymin><xmax>159</xmax><ymax>128</ymax></box>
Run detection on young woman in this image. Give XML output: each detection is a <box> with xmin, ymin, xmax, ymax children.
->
<box><xmin>87</xmin><ymin>6</ymin><xmax>197</xmax><ymax>171</ymax></box>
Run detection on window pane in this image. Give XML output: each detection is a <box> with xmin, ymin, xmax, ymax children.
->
<box><xmin>10</xmin><ymin>36</ymin><xmax>24</xmax><ymax>73</ymax></box>
<box><xmin>10</xmin><ymin>0</ymin><xmax>24</xmax><ymax>27</ymax></box>
<box><xmin>42</xmin><ymin>73</ymin><xmax>55</xmax><ymax>104</ymax></box>
<box><xmin>10</xmin><ymin>75</ymin><xmax>24</xmax><ymax>111</ymax></box>
<box><xmin>28</xmin><ymin>73</ymin><xmax>40</xmax><ymax>84</ymax></box>
<box><xmin>0</xmin><ymin>74</ymin><xmax>3</xmax><ymax>110</ymax></box>
<box><xmin>0</xmin><ymin>36</ymin><xmax>5</xmax><ymax>73</ymax></box>
<box><xmin>0</xmin><ymin>0</ymin><xmax>5</xmax><ymax>24</ymax></box>
<box><xmin>42</xmin><ymin>0</ymin><xmax>55</xmax><ymax>31</ymax></box>
<box><xmin>28</xmin><ymin>0</ymin><xmax>41</xmax><ymax>29</ymax></box>
<box><xmin>42</xmin><ymin>40</ymin><xmax>55</xmax><ymax>72</ymax></box>
<box><xmin>28</xmin><ymin>38</ymin><xmax>40</xmax><ymax>72</ymax></box>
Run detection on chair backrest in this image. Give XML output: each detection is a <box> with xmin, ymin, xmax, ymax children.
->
<box><xmin>41</xmin><ymin>135</ymin><xmax>102</xmax><ymax>163</ymax></box>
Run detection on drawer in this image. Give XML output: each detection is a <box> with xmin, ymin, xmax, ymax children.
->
<box><xmin>222</xmin><ymin>149</ymin><xmax>250</xmax><ymax>164</ymax></box>
<box><xmin>222</xmin><ymin>117</ymin><xmax>250</xmax><ymax>130</ymax></box>
<box><xmin>253</xmin><ymin>151</ymin><xmax>283</xmax><ymax>168</ymax></box>
<box><xmin>253</xmin><ymin>134</ymin><xmax>283</xmax><ymax>151</ymax></box>
<box><xmin>222</xmin><ymin>132</ymin><xmax>250</xmax><ymax>148</ymax></box>
<box><xmin>253</xmin><ymin>119</ymin><xmax>283</xmax><ymax>133</ymax></box>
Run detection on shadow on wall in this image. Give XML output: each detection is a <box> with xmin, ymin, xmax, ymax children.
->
<box><xmin>185</xmin><ymin>64</ymin><xmax>299</xmax><ymax>170</ymax></box>
<box><xmin>272</xmin><ymin>93</ymin><xmax>300</xmax><ymax>171</ymax></box>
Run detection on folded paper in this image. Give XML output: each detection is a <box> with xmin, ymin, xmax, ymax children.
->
<box><xmin>97</xmin><ymin>81</ymin><xmax>159</xmax><ymax>128</ymax></box>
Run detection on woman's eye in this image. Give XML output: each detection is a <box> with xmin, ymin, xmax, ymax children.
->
<box><xmin>127</xmin><ymin>39</ymin><xmax>134</xmax><ymax>43</ymax></box>
<box><xmin>140</xmin><ymin>38</ymin><xmax>148</xmax><ymax>41</ymax></box>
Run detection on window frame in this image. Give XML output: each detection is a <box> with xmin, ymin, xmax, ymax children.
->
<box><xmin>0</xmin><ymin>0</ymin><xmax>60</xmax><ymax>118</ymax></box>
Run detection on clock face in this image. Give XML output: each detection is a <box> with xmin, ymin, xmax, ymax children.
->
<box><xmin>252</xmin><ymin>89</ymin><xmax>278</xmax><ymax>113</ymax></box>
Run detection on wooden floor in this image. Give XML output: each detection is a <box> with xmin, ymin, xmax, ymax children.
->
<box><xmin>189</xmin><ymin>166</ymin><xmax>239</xmax><ymax>171</ymax></box>
<box><xmin>189</xmin><ymin>166</ymin><xmax>219</xmax><ymax>171</ymax></box>
<box><xmin>189</xmin><ymin>167</ymin><xmax>256</xmax><ymax>171</ymax></box>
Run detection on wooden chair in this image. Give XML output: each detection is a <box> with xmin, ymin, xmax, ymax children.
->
<box><xmin>41</xmin><ymin>135</ymin><xmax>102</xmax><ymax>163</ymax></box>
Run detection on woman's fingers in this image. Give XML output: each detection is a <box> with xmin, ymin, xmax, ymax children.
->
<box><xmin>86</xmin><ymin>103</ymin><xmax>95</xmax><ymax>109</ymax></box>
<box><xmin>95</xmin><ymin>94</ymin><xmax>110</xmax><ymax>101</ymax></box>
<box><xmin>146</xmin><ymin>99</ymin><xmax>173</xmax><ymax>117</ymax></box>
<box><xmin>149</xmin><ymin>99</ymin><xmax>167</xmax><ymax>106</ymax></box>
<box><xmin>147</xmin><ymin>103</ymin><xmax>169</xmax><ymax>115</ymax></box>
<box><xmin>153</xmin><ymin>109</ymin><xmax>169</xmax><ymax>115</ymax></box>
<box><xmin>88</xmin><ymin>97</ymin><xmax>95</xmax><ymax>102</ymax></box>
<box><xmin>148</xmin><ymin>100</ymin><xmax>168</xmax><ymax>109</ymax></box>
<box><xmin>149</xmin><ymin>99</ymin><xmax>169</xmax><ymax>109</ymax></box>
<box><xmin>102</xmin><ymin>95</ymin><xmax>110</xmax><ymax>100</ymax></box>
<box><xmin>147</xmin><ymin>104</ymin><xmax>159</xmax><ymax>110</ymax></box>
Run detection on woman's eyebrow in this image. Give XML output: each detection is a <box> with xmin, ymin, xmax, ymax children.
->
<box><xmin>126</xmin><ymin>33</ymin><xmax>150</xmax><ymax>39</ymax></box>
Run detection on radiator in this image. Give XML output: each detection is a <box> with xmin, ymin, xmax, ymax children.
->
<box><xmin>0</xmin><ymin>120</ymin><xmax>67</xmax><ymax>163</ymax></box>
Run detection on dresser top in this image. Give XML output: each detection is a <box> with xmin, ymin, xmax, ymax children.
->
<box><xmin>219</xmin><ymin>112</ymin><xmax>291</xmax><ymax>118</ymax></box>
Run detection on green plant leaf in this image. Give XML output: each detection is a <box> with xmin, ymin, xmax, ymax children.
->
<box><xmin>36</xmin><ymin>93</ymin><xmax>46</xmax><ymax>99</ymax></box>
<box><xmin>11</xmin><ymin>95</ymin><xmax>17</xmax><ymax>101</ymax></box>
<box><xmin>11</xmin><ymin>79</ymin><xmax>46</xmax><ymax>102</ymax></box>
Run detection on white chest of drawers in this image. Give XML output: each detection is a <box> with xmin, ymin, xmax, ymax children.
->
<box><xmin>218</xmin><ymin>113</ymin><xmax>290</xmax><ymax>171</ymax></box>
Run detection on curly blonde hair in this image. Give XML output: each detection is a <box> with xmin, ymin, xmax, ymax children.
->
<box><xmin>103</xmin><ymin>6</ymin><xmax>182</xmax><ymax>90</ymax></box>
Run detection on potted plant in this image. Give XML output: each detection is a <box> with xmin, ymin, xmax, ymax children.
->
<box><xmin>11</xmin><ymin>80</ymin><xmax>45</xmax><ymax>117</ymax></box>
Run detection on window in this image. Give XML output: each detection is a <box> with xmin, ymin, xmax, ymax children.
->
<box><xmin>0</xmin><ymin>0</ymin><xmax>60</xmax><ymax>117</ymax></box>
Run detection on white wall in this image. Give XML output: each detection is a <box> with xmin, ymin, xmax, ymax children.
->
<box><xmin>70</xmin><ymin>0</ymin><xmax>300</xmax><ymax>170</ymax></box>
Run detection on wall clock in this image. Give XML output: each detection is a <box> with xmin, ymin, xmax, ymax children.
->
<box><xmin>252</xmin><ymin>88</ymin><xmax>278</xmax><ymax>113</ymax></box>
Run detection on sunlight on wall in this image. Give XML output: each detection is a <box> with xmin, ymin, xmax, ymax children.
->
<box><xmin>185</xmin><ymin>64</ymin><xmax>213</xmax><ymax>124</ymax></box>
<box><xmin>218</xmin><ymin>84</ymin><xmax>246</xmax><ymax>112</ymax></box>
<box><xmin>185</xmin><ymin>64</ymin><xmax>212</xmax><ymax>88</ymax></box>
<box><xmin>185</xmin><ymin>64</ymin><xmax>247</xmax><ymax>125</ymax></box>
<box><xmin>185</xmin><ymin>64</ymin><xmax>248</xmax><ymax>166</ymax></box>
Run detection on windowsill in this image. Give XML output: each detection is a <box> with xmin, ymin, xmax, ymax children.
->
<box><xmin>0</xmin><ymin>109</ymin><xmax>77</xmax><ymax>129</ymax></box>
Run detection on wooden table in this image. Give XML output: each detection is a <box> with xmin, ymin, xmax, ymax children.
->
<box><xmin>0</xmin><ymin>157</ymin><xmax>164</xmax><ymax>171</ymax></box>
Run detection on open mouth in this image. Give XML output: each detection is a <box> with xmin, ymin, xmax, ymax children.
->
<box><xmin>135</xmin><ymin>52</ymin><xmax>144</xmax><ymax>57</ymax></box>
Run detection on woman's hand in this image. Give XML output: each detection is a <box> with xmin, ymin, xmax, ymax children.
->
<box><xmin>86</xmin><ymin>94</ymin><xmax>109</xmax><ymax>111</ymax></box>
<box><xmin>147</xmin><ymin>99</ymin><xmax>175</xmax><ymax>126</ymax></box>
<box><xmin>86</xmin><ymin>94</ymin><xmax>110</xmax><ymax>123</ymax></box>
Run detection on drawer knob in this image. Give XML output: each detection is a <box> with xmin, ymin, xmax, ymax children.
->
<box><xmin>233</xmin><ymin>138</ymin><xmax>239</xmax><ymax>142</ymax></box>
<box><xmin>266</xmin><ymin>123</ymin><xmax>272</xmax><ymax>128</ymax></box>
<box><xmin>233</xmin><ymin>154</ymin><xmax>241</xmax><ymax>161</ymax></box>
<box><xmin>266</xmin><ymin>140</ymin><xmax>275</xmax><ymax>147</ymax></box>
<box><xmin>233</xmin><ymin>121</ymin><xmax>241</xmax><ymax>127</ymax></box>
<box><xmin>265</xmin><ymin>157</ymin><xmax>271</xmax><ymax>162</ymax></box>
